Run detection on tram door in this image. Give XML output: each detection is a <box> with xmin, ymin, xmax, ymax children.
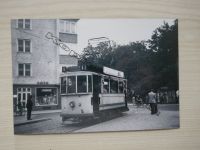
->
<box><xmin>93</xmin><ymin>75</ymin><xmax>101</xmax><ymax>114</ymax></box>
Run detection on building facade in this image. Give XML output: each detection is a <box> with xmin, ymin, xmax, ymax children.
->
<box><xmin>11</xmin><ymin>19</ymin><xmax>78</xmax><ymax>112</ymax></box>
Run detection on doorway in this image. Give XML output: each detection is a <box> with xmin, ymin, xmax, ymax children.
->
<box><xmin>92</xmin><ymin>75</ymin><xmax>101</xmax><ymax>114</ymax></box>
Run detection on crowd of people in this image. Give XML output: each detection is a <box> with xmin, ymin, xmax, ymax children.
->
<box><xmin>129</xmin><ymin>88</ymin><xmax>179</xmax><ymax>115</ymax></box>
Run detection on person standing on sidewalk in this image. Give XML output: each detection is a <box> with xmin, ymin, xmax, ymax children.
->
<box><xmin>148</xmin><ymin>89</ymin><xmax>157</xmax><ymax>115</ymax></box>
<box><xmin>26</xmin><ymin>95</ymin><xmax>33</xmax><ymax>120</ymax></box>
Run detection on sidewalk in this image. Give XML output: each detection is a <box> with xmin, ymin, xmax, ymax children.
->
<box><xmin>75</xmin><ymin>104</ymin><xmax>179</xmax><ymax>133</ymax></box>
<box><xmin>14</xmin><ymin>109</ymin><xmax>61</xmax><ymax>126</ymax></box>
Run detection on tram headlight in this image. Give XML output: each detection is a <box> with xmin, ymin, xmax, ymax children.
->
<box><xmin>69</xmin><ymin>101</ymin><xmax>75</xmax><ymax>108</ymax></box>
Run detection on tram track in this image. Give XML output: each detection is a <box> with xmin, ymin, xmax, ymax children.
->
<box><xmin>61</xmin><ymin>112</ymin><xmax>126</xmax><ymax>133</ymax></box>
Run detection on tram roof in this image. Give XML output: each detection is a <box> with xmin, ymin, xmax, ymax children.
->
<box><xmin>60</xmin><ymin>65</ymin><xmax>125</xmax><ymax>79</ymax></box>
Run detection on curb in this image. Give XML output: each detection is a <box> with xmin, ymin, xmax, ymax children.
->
<box><xmin>14</xmin><ymin>118</ymin><xmax>52</xmax><ymax>127</ymax></box>
<box><xmin>14</xmin><ymin>110</ymin><xmax>61</xmax><ymax>117</ymax></box>
<box><xmin>32</xmin><ymin>110</ymin><xmax>61</xmax><ymax>115</ymax></box>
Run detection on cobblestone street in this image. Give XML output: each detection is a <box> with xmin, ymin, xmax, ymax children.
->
<box><xmin>14</xmin><ymin>104</ymin><xmax>179</xmax><ymax>134</ymax></box>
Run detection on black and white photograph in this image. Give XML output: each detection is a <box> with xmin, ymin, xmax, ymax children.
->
<box><xmin>12</xmin><ymin>19</ymin><xmax>179</xmax><ymax>134</ymax></box>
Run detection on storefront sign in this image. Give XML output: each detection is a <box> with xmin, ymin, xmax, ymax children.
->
<box><xmin>103</xmin><ymin>66</ymin><xmax>124</xmax><ymax>78</ymax></box>
<box><xmin>41</xmin><ymin>89</ymin><xmax>52</xmax><ymax>92</ymax></box>
<box><xmin>37</xmin><ymin>81</ymin><xmax>49</xmax><ymax>85</ymax></box>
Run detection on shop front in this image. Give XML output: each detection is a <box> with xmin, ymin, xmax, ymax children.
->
<box><xmin>35</xmin><ymin>87</ymin><xmax>58</xmax><ymax>107</ymax></box>
<box><xmin>13</xmin><ymin>84</ymin><xmax>61</xmax><ymax>112</ymax></box>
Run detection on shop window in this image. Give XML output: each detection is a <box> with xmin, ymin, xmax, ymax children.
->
<box><xmin>67</xmin><ymin>76</ymin><xmax>76</xmax><ymax>93</ymax></box>
<box><xmin>88</xmin><ymin>75</ymin><xmax>92</xmax><ymax>92</ymax></box>
<box><xmin>103</xmin><ymin>78</ymin><xmax>109</xmax><ymax>93</ymax></box>
<box><xmin>35</xmin><ymin>88</ymin><xmax>57</xmax><ymax>106</ymax></box>
<box><xmin>77</xmin><ymin>75</ymin><xmax>87</xmax><ymax>93</ymax></box>
<box><xmin>110</xmin><ymin>79</ymin><xmax>118</xmax><ymax>93</ymax></box>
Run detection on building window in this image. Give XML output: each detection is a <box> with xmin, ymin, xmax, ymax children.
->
<box><xmin>59</xmin><ymin>20</ymin><xmax>76</xmax><ymax>34</ymax></box>
<box><xmin>18</xmin><ymin>39</ymin><xmax>31</xmax><ymax>52</ymax></box>
<box><xmin>35</xmin><ymin>88</ymin><xmax>58</xmax><ymax>106</ymax></box>
<box><xmin>65</xmin><ymin>21</ymin><xmax>70</xmax><ymax>33</ymax></box>
<box><xmin>18</xmin><ymin>19</ymin><xmax>24</xmax><ymax>29</ymax></box>
<box><xmin>17</xmin><ymin>87</ymin><xmax>31</xmax><ymax>110</ymax></box>
<box><xmin>17</xmin><ymin>19</ymin><xmax>31</xmax><ymax>29</ymax></box>
<box><xmin>25</xmin><ymin>19</ymin><xmax>31</xmax><ymax>29</ymax></box>
<box><xmin>25</xmin><ymin>64</ymin><xmax>31</xmax><ymax>76</ymax></box>
<box><xmin>18</xmin><ymin>63</ymin><xmax>31</xmax><ymax>76</ymax></box>
<box><xmin>71</xmin><ymin>22</ymin><xmax>76</xmax><ymax>33</ymax></box>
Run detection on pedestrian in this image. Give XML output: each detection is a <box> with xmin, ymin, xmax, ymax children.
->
<box><xmin>26</xmin><ymin>95</ymin><xmax>33</xmax><ymax>120</ymax></box>
<box><xmin>148</xmin><ymin>89</ymin><xmax>158</xmax><ymax>115</ymax></box>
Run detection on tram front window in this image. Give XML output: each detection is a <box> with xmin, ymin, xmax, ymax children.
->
<box><xmin>77</xmin><ymin>75</ymin><xmax>87</xmax><ymax>93</ymax></box>
<box><xmin>67</xmin><ymin>76</ymin><xmax>76</xmax><ymax>93</ymax></box>
<box><xmin>110</xmin><ymin>79</ymin><xmax>118</xmax><ymax>93</ymax></box>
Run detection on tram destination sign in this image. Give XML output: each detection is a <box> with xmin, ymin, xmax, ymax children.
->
<box><xmin>103</xmin><ymin>66</ymin><xmax>124</xmax><ymax>78</ymax></box>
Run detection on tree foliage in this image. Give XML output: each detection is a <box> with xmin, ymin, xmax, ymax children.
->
<box><xmin>81</xmin><ymin>20</ymin><xmax>178</xmax><ymax>96</ymax></box>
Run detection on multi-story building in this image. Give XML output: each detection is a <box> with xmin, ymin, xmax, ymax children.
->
<box><xmin>11</xmin><ymin>19</ymin><xmax>78</xmax><ymax>112</ymax></box>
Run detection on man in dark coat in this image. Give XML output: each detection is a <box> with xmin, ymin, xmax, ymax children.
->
<box><xmin>26</xmin><ymin>95</ymin><xmax>33</xmax><ymax>120</ymax></box>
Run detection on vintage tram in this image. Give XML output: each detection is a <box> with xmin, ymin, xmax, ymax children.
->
<box><xmin>60</xmin><ymin>65</ymin><xmax>129</xmax><ymax>122</ymax></box>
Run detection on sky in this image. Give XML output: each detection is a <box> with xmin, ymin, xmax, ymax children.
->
<box><xmin>76</xmin><ymin>19</ymin><xmax>174</xmax><ymax>54</ymax></box>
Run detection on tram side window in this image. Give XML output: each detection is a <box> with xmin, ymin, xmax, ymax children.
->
<box><xmin>88</xmin><ymin>75</ymin><xmax>92</xmax><ymax>92</ymax></box>
<box><xmin>103</xmin><ymin>78</ymin><xmax>109</xmax><ymax>93</ymax></box>
<box><xmin>119</xmin><ymin>81</ymin><xmax>124</xmax><ymax>93</ymax></box>
<box><xmin>110</xmin><ymin>79</ymin><xmax>118</xmax><ymax>93</ymax></box>
<box><xmin>77</xmin><ymin>75</ymin><xmax>87</xmax><ymax>93</ymax></box>
<box><xmin>61</xmin><ymin>77</ymin><xmax>66</xmax><ymax>93</ymax></box>
<box><xmin>67</xmin><ymin>76</ymin><xmax>76</xmax><ymax>93</ymax></box>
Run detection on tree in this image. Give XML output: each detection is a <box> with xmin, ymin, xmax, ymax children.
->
<box><xmin>80</xmin><ymin>20</ymin><xmax>178</xmax><ymax>96</ymax></box>
<box><xmin>81</xmin><ymin>41</ymin><xmax>114</xmax><ymax>67</ymax></box>
<box><xmin>148</xmin><ymin>20</ymin><xmax>178</xmax><ymax>90</ymax></box>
